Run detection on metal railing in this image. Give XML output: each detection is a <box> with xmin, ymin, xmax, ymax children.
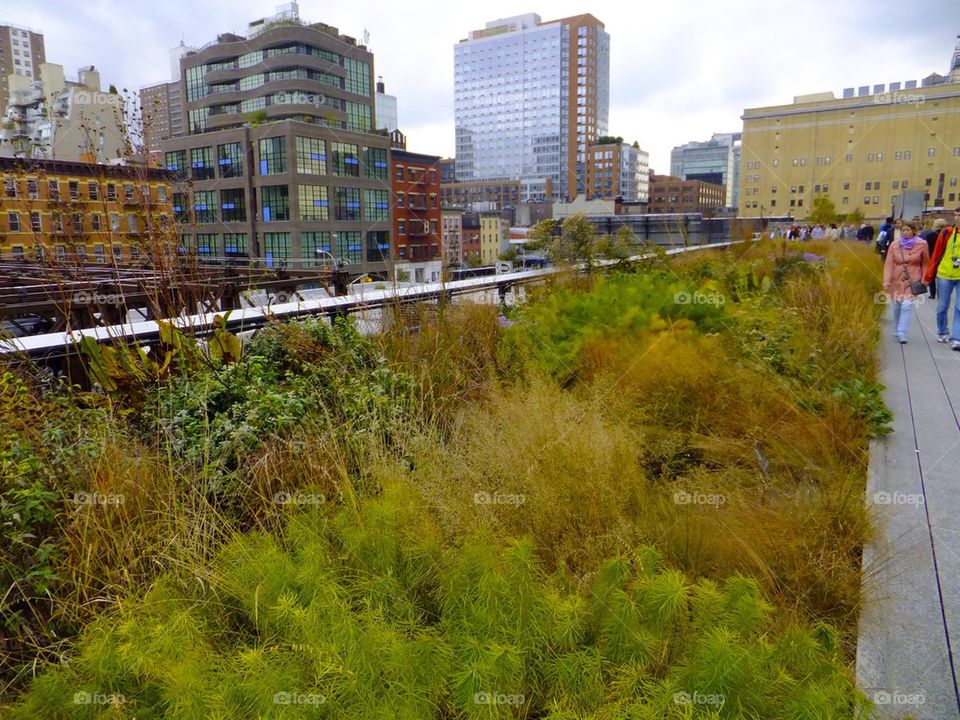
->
<box><xmin>0</xmin><ymin>240</ymin><xmax>749</xmax><ymax>359</ymax></box>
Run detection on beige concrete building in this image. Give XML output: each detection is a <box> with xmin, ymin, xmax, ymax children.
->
<box><xmin>0</xmin><ymin>64</ymin><xmax>128</xmax><ymax>162</ymax></box>
<box><xmin>740</xmin><ymin>40</ymin><xmax>960</xmax><ymax>222</ymax></box>
<box><xmin>479</xmin><ymin>211</ymin><xmax>504</xmax><ymax>265</ymax></box>
<box><xmin>0</xmin><ymin>24</ymin><xmax>45</xmax><ymax>118</ymax></box>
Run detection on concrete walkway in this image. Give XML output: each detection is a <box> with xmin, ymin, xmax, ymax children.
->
<box><xmin>858</xmin><ymin>294</ymin><xmax>960</xmax><ymax>719</ymax></box>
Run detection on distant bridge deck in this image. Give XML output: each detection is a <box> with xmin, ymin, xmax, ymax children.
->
<box><xmin>0</xmin><ymin>240</ymin><xmax>745</xmax><ymax>360</ymax></box>
<box><xmin>858</xmin><ymin>296</ymin><xmax>960</xmax><ymax>718</ymax></box>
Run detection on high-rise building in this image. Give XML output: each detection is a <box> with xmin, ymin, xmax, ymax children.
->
<box><xmin>0</xmin><ymin>64</ymin><xmax>128</xmax><ymax>162</ymax></box>
<box><xmin>0</xmin><ymin>24</ymin><xmax>45</xmax><ymax>117</ymax></box>
<box><xmin>140</xmin><ymin>44</ymin><xmax>193</xmax><ymax>166</ymax></box>
<box><xmin>584</xmin><ymin>140</ymin><xmax>649</xmax><ymax>202</ymax></box>
<box><xmin>375</xmin><ymin>76</ymin><xmax>398</xmax><ymax>132</ymax></box>
<box><xmin>160</xmin><ymin>5</ymin><xmax>393</xmax><ymax>275</ymax></box>
<box><xmin>454</xmin><ymin>13</ymin><xmax>609</xmax><ymax>203</ymax></box>
<box><xmin>670</xmin><ymin>132</ymin><xmax>741</xmax><ymax>209</ymax></box>
<box><xmin>739</xmin><ymin>37</ymin><xmax>960</xmax><ymax>222</ymax></box>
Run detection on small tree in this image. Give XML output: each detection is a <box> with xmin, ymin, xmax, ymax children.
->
<box><xmin>808</xmin><ymin>196</ymin><xmax>837</xmax><ymax>225</ymax></box>
<box><xmin>843</xmin><ymin>207</ymin><xmax>865</xmax><ymax>226</ymax></box>
<box><xmin>596</xmin><ymin>225</ymin><xmax>635</xmax><ymax>263</ymax></box>
<box><xmin>549</xmin><ymin>214</ymin><xmax>597</xmax><ymax>269</ymax></box>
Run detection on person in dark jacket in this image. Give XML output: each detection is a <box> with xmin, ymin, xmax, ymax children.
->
<box><xmin>877</xmin><ymin>217</ymin><xmax>895</xmax><ymax>260</ymax></box>
<box><xmin>857</xmin><ymin>224</ymin><xmax>875</xmax><ymax>244</ymax></box>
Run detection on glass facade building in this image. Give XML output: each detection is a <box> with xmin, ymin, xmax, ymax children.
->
<box><xmin>669</xmin><ymin>133</ymin><xmax>742</xmax><ymax>209</ymax></box>
<box><xmin>454</xmin><ymin>13</ymin><xmax>609</xmax><ymax>203</ymax></box>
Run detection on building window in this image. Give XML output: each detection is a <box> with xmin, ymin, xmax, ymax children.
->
<box><xmin>195</xmin><ymin>233</ymin><xmax>219</xmax><ymax>258</ymax></box>
<box><xmin>396</xmin><ymin>191</ymin><xmax>405</xmax><ymax>207</ymax></box>
<box><xmin>929</xmin><ymin>147</ymin><xmax>936</xmax><ymax>157</ymax></box>
<box><xmin>26</xmin><ymin>178</ymin><xmax>38</xmax><ymax>199</ymax></box>
<box><xmin>218</xmin><ymin>142</ymin><xmax>244</xmax><ymax>178</ymax></box>
<box><xmin>52</xmin><ymin>212</ymin><xmax>63</xmax><ymax>232</ymax></box>
<box><xmin>88</xmin><ymin>181</ymin><xmax>99</xmax><ymax>200</ymax></box>
<box><xmin>123</xmin><ymin>183</ymin><xmax>135</xmax><ymax>202</ymax></box>
<box><xmin>172</xmin><ymin>192</ymin><xmax>188</xmax><ymax>223</ymax></box>
<box><xmin>48</xmin><ymin>180</ymin><xmax>59</xmax><ymax>199</ymax></box>
<box><xmin>364</xmin><ymin>189</ymin><xmax>389</xmax><ymax>222</ymax></box>
<box><xmin>94</xmin><ymin>244</ymin><xmax>105</xmax><ymax>264</ymax></box>
<box><xmin>164</xmin><ymin>151</ymin><xmax>185</xmax><ymax>182</ymax></box>
<box><xmin>221</xmin><ymin>188</ymin><xmax>247</xmax><ymax>222</ymax></box>
<box><xmin>69</xmin><ymin>180</ymin><xmax>79</xmax><ymax>199</ymax></box>
<box><xmin>72</xmin><ymin>213</ymin><xmax>82</xmax><ymax>232</ymax></box>
<box><xmin>262</xmin><ymin>232</ymin><xmax>291</xmax><ymax>267</ymax></box>
<box><xmin>295</xmin><ymin>137</ymin><xmax>326</xmax><ymax>174</ymax></box>
<box><xmin>300</xmin><ymin>231</ymin><xmax>332</xmax><ymax>267</ymax></box>
<box><xmin>398</xmin><ymin>219</ymin><xmax>406</xmax><ymax>235</ymax></box>
<box><xmin>158</xmin><ymin>185</ymin><xmax>167</xmax><ymax>203</ymax></box>
<box><xmin>363</xmin><ymin>147</ymin><xmax>387</xmax><ymax>180</ymax></box>
<box><xmin>194</xmin><ymin>190</ymin><xmax>218</xmax><ymax>223</ymax></box>
<box><xmin>7</xmin><ymin>212</ymin><xmax>20</xmax><ymax>232</ymax></box>
<box><xmin>185</xmin><ymin>64</ymin><xmax>207</xmax><ymax>102</ymax></box>
<box><xmin>846</xmin><ymin>154</ymin><xmax>853</xmax><ymax>162</ymax></box>
<box><xmin>91</xmin><ymin>213</ymin><xmax>101</xmax><ymax>231</ymax></box>
<box><xmin>30</xmin><ymin>211</ymin><xmax>41</xmax><ymax>232</ymax></box>
<box><xmin>106</xmin><ymin>183</ymin><xmax>116</xmax><ymax>201</ymax></box>
<box><xmin>904</xmin><ymin>150</ymin><xmax>911</xmax><ymax>160</ymax></box>
<box><xmin>110</xmin><ymin>213</ymin><xmax>120</xmax><ymax>231</ymax></box>
<box><xmin>333</xmin><ymin>187</ymin><xmax>360</xmax><ymax>221</ymax></box>
<box><xmin>335</xmin><ymin>230</ymin><xmax>362</xmax><ymax>265</ymax></box>
<box><xmin>366</xmin><ymin>231</ymin><xmax>390</xmax><ymax>262</ymax></box>
<box><xmin>3</xmin><ymin>178</ymin><xmax>16</xmax><ymax>198</ymax></box>
<box><xmin>343</xmin><ymin>57</ymin><xmax>370</xmax><ymax>95</ymax></box>
<box><xmin>223</xmin><ymin>233</ymin><xmax>248</xmax><ymax>257</ymax></box>
<box><xmin>330</xmin><ymin>142</ymin><xmax>360</xmax><ymax>177</ymax></box>
<box><xmin>259</xmin><ymin>137</ymin><xmax>287</xmax><ymax>175</ymax></box>
<box><xmin>127</xmin><ymin>215</ymin><xmax>138</xmax><ymax>233</ymax></box>
<box><xmin>261</xmin><ymin>185</ymin><xmax>290</xmax><ymax>222</ymax></box>
<box><xmin>892</xmin><ymin>180</ymin><xmax>899</xmax><ymax>189</ymax></box>
<box><xmin>345</xmin><ymin>101</ymin><xmax>371</xmax><ymax>132</ymax></box>
<box><xmin>298</xmin><ymin>185</ymin><xmax>329</xmax><ymax>221</ymax></box>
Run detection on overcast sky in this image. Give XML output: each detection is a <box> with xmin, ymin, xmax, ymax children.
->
<box><xmin>5</xmin><ymin>0</ymin><xmax>959</xmax><ymax>171</ymax></box>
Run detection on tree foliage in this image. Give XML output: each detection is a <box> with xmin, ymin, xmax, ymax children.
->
<box><xmin>808</xmin><ymin>196</ymin><xmax>838</xmax><ymax>225</ymax></box>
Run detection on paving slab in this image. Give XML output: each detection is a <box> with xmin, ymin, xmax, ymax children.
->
<box><xmin>857</xmin><ymin>298</ymin><xmax>960</xmax><ymax>719</ymax></box>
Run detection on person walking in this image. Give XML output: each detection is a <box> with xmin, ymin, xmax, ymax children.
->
<box><xmin>857</xmin><ymin>223</ymin><xmax>875</xmax><ymax>245</ymax></box>
<box><xmin>877</xmin><ymin>217</ymin><xmax>895</xmax><ymax>261</ymax></box>
<box><xmin>921</xmin><ymin>218</ymin><xmax>947</xmax><ymax>300</ymax></box>
<box><xmin>923</xmin><ymin>208</ymin><xmax>960</xmax><ymax>348</ymax></box>
<box><xmin>883</xmin><ymin>220</ymin><xmax>929</xmax><ymax>344</ymax></box>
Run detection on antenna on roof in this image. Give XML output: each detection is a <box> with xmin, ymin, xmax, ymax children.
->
<box><xmin>362</xmin><ymin>28</ymin><xmax>370</xmax><ymax>47</ymax></box>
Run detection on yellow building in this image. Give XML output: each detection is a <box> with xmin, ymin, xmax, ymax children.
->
<box><xmin>0</xmin><ymin>158</ymin><xmax>174</xmax><ymax>262</ymax></box>
<box><xmin>479</xmin><ymin>212</ymin><xmax>503</xmax><ymax>265</ymax></box>
<box><xmin>740</xmin><ymin>45</ymin><xmax>960</xmax><ymax>222</ymax></box>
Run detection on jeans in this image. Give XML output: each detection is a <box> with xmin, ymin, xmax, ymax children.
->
<box><xmin>893</xmin><ymin>299</ymin><xmax>915</xmax><ymax>340</ymax></box>
<box><xmin>936</xmin><ymin>278</ymin><xmax>960</xmax><ymax>340</ymax></box>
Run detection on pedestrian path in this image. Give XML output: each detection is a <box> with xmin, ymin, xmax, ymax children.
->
<box><xmin>857</xmin><ymin>295</ymin><xmax>960</xmax><ymax>719</ymax></box>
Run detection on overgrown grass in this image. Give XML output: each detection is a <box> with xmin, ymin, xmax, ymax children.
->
<box><xmin>2</xmin><ymin>240</ymin><xmax>886</xmax><ymax>715</ymax></box>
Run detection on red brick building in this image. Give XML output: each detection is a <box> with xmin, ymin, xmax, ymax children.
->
<box><xmin>461</xmin><ymin>212</ymin><xmax>481</xmax><ymax>263</ymax></box>
<box><xmin>647</xmin><ymin>173</ymin><xmax>725</xmax><ymax>214</ymax></box>
<box><xmin>391</xmin><ymin>148</ymin><xmax>441</xmax><ymax>263</ymax></box>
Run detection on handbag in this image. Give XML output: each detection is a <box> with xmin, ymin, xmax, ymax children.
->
<box><xmin>900</xmin><ymin>245</ymin><xmax>927</xmax><ymax>296</ymax></box>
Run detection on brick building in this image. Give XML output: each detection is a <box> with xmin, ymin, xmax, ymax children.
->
<box><xmin>647</xmin><ymin>173</ymin><xmax>725</xmax><ymax>214</ymax></box>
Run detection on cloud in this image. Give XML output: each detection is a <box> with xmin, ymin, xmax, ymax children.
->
<box><xmin>4</xmin><ymin>0</ymin><xmax>957</xmax><ymax>172</ymax></box>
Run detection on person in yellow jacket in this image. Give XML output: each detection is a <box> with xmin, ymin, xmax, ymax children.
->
<box><xmin>923</xmin><ymin>208</ymin><xmax>960</xmax><ymax>348</ymax></box>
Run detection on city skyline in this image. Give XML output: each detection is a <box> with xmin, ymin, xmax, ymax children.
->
<box><xmin>2</xmin><ymin>0</ymin><xmax>957</xmax><ymax>174</ymax></box>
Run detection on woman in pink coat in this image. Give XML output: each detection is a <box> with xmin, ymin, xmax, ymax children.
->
<box><xmin>883</xmin><ymin>220</ymin><xmax>930</xmax><ymax>344</ymax></box>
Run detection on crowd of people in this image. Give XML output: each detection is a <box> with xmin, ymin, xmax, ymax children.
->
<box><xmin>770</xmin><ymin>212</ymin><xmax>960</xmax><ymax>348</ymax></box>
